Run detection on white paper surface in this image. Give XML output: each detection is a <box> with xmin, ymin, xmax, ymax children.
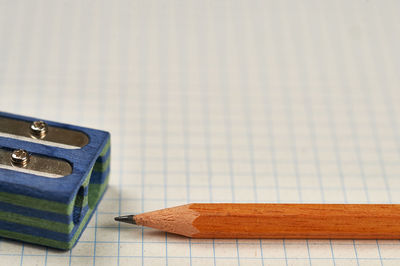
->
<box><xmin>0</xmin><ymin>0</ymin><xmax>399</xmax><ymax>265</ymax></box>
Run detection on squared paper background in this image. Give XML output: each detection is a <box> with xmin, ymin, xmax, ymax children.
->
<box><xmin>0</xmin><ymin>0</ymin><xmax>400</xmax><ymax>265</ymax></box>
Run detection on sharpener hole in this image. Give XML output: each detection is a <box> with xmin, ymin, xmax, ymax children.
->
<box><xmin>88</xmin><ymin>158</ymin><xmax>104</xmax><ymax>209</ymax></box>
<box><xmin>73</xmin><ymin>186</ymin><xmax>85</xmax><ymax>225</ymax></box>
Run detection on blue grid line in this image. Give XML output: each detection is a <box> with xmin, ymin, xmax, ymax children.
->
<box><xmin>101</xmin><ymin>158</ymin><xmax>400</xmax><ymax>166</ymax></box>
<box><xmin>246</xmin><ymin>3</ymin><xmax>268</xmax><ymax>263</ymax></box>
<box><xmin>101</xmin><ymin>184</ymin><xmax>400</xmax><ymax>191</ymax></box>
<box><xmin>177</xmin><ymin>7</ymin><xmax>193</xmax><ymax>265</ymax></box>
<box><xmin>111</xmin><ymin>131</ymin><xmax>399</xmax><ymax>141</ymax></box>
<box><xmin>273</xmin><ymin>2</ymin><xmax>300</xmax><ymax>264</ymax></box>
<box><xmin>138</xmin><ymin>24</ymin><xmax>148</xmax><ymax>264</ymax></box>
<box><xmin>199</xmin><ymin>26</ymin><xmax>217</xmax><ymax>266</ymax></box>
<box><xmin>5</xmin><ymin>240</ymin><xmax>400</xmax><ymax>247</ymax></box>
<box><xmin>92</xmin><ymin>3</ymin><xmax>108</xmax><ymax>266</ymax></box>
<box><xmin>230</xmin><ymin>4</ymin><xmax>265</xmax><ymax>264</ymax></box>
<box><xmin>237</xmin><ymin>27</ymin><xmax>265</xmax><ymax>266</ymax></box>
<box><xmin>139</xmin><ymin>84</ymin><xmax>147</xmax><ymax>266</ymax></box>
<box><xmin>324</xmin><ymin>72</ymin><xmax>348</xmax><ymax>266</ymax></box>
<box><xmin>216</xmin><ymin>6</ymin><xmax>241</xmax><ymax>265</ymax></box>
<box><xmin>10</xmin><ymin>254</ymin><xmax>400</xmax><ymax>260</ymax></box>
<box><xmin>162</xmin><ymin>12</ymin><xmax>170</xmax><ymax>265</ymax></box>
<box><xmin>36</xmin><ymin>2</ymin><xmax>52</xmax><ymax>265</ymax></box>
<box><xmin>14</xmin><ymin>3</ymin><xmax>29</xmax><ymax>266</ymax></box>
<box><xmin>333</xmin><ymin>6</ymin><xmax>364</xmax><ymax>265</ymax></box>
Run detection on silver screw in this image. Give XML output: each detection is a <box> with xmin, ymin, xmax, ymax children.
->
<box><xmin>11</xmin><ymin>149</ymin><xmax>30</xmax><ymax>167</ymax></box>
<box><xmin>30</xmin><ymin>120</ymin><xmax>48</xmax><ymax>139</ymax></box>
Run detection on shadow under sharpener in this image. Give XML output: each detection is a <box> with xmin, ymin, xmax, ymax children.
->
<box><xmin>0</xmin><ymin>112</ymin><xmax>110</xmax><ymax>250</ymax></box>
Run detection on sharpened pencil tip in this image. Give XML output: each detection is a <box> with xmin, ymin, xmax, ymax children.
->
<box><xmin>114</xmin><ymin>215</ymin><xmax>136</xmax><ymax>225</ymax></box>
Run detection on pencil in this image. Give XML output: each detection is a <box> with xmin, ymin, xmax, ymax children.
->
<box><xmin>114</xmin><ymin>203</ymin><xmax>400</xmax><ymax>239</ymax></box>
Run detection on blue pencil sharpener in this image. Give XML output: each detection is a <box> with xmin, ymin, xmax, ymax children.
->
<box><xmin>0</xmin><ymin>112</ymin><xmax>110</xmax><ymax>249</ymax></box>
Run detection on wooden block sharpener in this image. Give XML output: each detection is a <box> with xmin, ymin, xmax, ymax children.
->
<box><xmin>0</xmin><ymin>112</ymin><xmax>110</xmax><ymax>249</ymax></box>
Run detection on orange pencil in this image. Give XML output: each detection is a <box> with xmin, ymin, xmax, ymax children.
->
<box><xmin>114</xmin><ymin>203</ymin><xmax>400</xmax><ymax>239</ymax></box>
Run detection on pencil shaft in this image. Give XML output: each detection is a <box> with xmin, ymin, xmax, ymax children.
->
<box><xmin>132</xmin><ymin>203</ymin><xmax>400</xmax><ymax>239</ymax></box>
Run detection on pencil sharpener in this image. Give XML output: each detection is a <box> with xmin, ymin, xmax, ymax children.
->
<box><xmin>0</xmin><ymin>112</ymin><xmax>110</xmax><ymax>250</ymax></box>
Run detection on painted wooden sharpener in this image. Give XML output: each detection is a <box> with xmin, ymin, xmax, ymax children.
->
<box><xmin>0</xmin><ymin>112</ymin><xmax>110</xmax><ymax>249</ymax></box>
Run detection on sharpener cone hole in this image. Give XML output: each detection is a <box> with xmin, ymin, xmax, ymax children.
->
<box><xmin>88</xmin><ymin>156</ymin><xmax>105</xmax><ymax>209</ymax></box>
<box><xmin>73</xmin><ymin>186</ymin><xmax>85</xmax><ymax>225</ymax></box>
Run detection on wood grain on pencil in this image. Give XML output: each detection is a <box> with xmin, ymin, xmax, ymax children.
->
<box><xmin>131</xmin><ymin>203</ymin><xmax>400</xmax><ymax>239</ymax></box>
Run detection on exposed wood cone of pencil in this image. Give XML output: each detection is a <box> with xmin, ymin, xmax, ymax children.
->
<box><xmin>114</xmin><ymin>203</ymin><xmax>400</xmax><ymax>239</ymax></box>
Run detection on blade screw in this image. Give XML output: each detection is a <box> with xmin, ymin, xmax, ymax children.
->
<box><xmin>30</xmin><ymin>120</ymin><xmax>48</xmax><ymax>139</ymax></box>
<box><xmin>11</xmin><ymin>149</ymin><xmax>30</xmax><ymax>167</ymax></box>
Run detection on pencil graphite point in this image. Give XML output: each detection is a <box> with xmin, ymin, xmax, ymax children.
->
<box><xmin>114</xmin><ymin>215</ymin><xmax>136</xmax><ymax>225</ymax></box>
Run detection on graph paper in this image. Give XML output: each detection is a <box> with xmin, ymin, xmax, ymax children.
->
<box><xmin>0</xmin><ymin>0</ymin><xmax>400</xmax><ymax>265</ymax></box>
